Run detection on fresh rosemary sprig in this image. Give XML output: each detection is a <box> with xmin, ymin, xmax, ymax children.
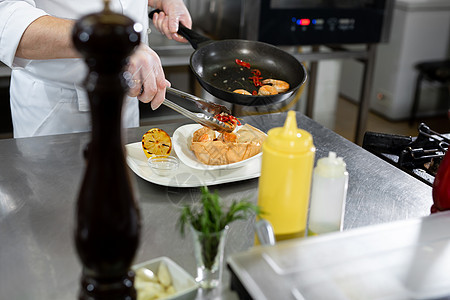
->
<box><xmin>178</xmin><ymin>186</ymin><xmax>261</xmax><ymax>237</ymax></box>
<box><xmin>177</xmin><ymin>186</ymin><xmax>261</xmax><ymax>270</ymax></box>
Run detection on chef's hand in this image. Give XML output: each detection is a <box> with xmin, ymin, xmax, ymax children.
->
<box><xmin>127</xmin><ymin>43</ymin><xmax>169</xmax><ymax>110</ymax></box>
<box><xmin>149</xmin><ymin>0</ymin><xmax>192</xmax><ymax>43</ymax></box>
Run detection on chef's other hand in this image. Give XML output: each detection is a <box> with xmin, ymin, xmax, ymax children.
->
<box><xmin>127</xmin><ymin>43</ymin><xmax>170</xmax><ymax>110</ymax></box>
<box><xmin>149</xmin><ymin>0</ymin><xmax>192</xmax><ymax>43</ymax></box>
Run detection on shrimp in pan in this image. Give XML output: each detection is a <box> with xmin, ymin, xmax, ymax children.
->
<box><xmin>258</xmin><ymin>85</ymin><xmax>278</xmax><ymax>96</ymax></box>
<box><xmin>261</xmin><ymin>79</ymin><xmax>290</xmax><ymax>93</ymax></box>
<box><xmin>233</xmin><ymin>89</ymin><xmax>252</xmax><ymax>95</ymax></box>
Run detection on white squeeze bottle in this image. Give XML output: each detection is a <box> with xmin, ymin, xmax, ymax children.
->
<box><xmin>308</xmin><ymin>152</ymin><xmax>348</xmax><ymax>235</ymax></box>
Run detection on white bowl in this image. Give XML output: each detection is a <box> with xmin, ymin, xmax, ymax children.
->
<box><xmin>172</xmin><ymin>124</ymin><xmax>262</xmax><ymax>171</ymax></box>
<box><xmin>148</xmin><ymin>155</ymin><xmax>179</xmax><ymax>176</ymax></box>
<box><xmin>132</xmin><ymin>256</ymin><xmax>198</xmax><ymax>300</ymax></box>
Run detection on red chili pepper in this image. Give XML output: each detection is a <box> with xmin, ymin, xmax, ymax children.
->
<box><xmin>252</xmin><ymin>90</ymin><xmax>258</xmax><ymax>95</ymax></box>
<box><xmin>216</xmin><ymin>115</ymin><xmax>227</xmax><ymax>122</ymax></box>
<box><xmin>235</xmin><ymin>59</ymin><xmax>251</xmax><ymax>69</ymax></box>
<box><xmin>248</xmin><ymin>68</ymin><xmax>264</xmax><ymax>87</ymax></box>
<box><xmin>215</xmin><ymin>113</ymin><xmax>241</xmax><ymax>126</ymax></box>
<box><xmin>250</xmin><ymin>76</ymin><xmax>263</xmax><ymax>87</ymax></box>
<box><xmin>252</xmin><ymin>69</ymin><xmax>261</xmax><ymax>76</ymax></box>
<box><xmin>231</xmin><ymin>116</ymin><xmax>241</xmax><ymax>125</ymax></box>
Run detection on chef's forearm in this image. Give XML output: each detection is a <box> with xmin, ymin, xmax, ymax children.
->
<box><xmin>15</xmin><ymin>15</ymin><xmax>79</xmax><ymax>60</ymax></box>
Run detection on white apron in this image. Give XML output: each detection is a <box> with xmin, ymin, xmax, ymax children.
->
<box><xmin>10</xmin><ymin>70</ymin><xmax>140</xmax><ymax>137</ymax></box>
<box><xmin>0</xmin><ymin>0</ymin><xmax>148</xmax><ymax>138</ymax></box>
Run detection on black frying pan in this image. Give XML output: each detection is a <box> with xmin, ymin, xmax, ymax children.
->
<box><xmin>149</xmin><ymin>10</ymin><xmax>307</xmax><ymax>106</ymax></box>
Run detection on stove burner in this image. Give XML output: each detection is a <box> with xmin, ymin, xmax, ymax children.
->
<box><xmin>363</xmin><ymin>123</ymin><xmax>449</xmax><ymax>186</ymax></box>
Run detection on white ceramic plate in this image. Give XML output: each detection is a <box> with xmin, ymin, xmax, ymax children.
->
<box><xmin>132</xmin><ymin>256</ymin><xmax>198</xmax><ymax>300</ymax></box>
<box><xmin>125</xmin><ymin>142</ymin><xmax>261</xmax><ymax>187</ymax></box>
<box><xmin>172</xmin><ymin>124</ymin><xmax>262</xmax><ymax>171</ymax></box>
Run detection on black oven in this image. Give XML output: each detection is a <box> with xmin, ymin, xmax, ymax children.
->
<box><xmin>189</xmin><ymin>0</ymin><xmax>394</xmax><ymax>45</ymax></box>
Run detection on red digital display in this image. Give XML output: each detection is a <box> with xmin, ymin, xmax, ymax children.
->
<box><xmin>300</xmin><ymin>19</ymin><xmax>311</xmax><ymax>26</ymax></box>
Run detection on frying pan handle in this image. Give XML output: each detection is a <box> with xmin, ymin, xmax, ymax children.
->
<box><xmin>148</xmin><ymin>9</ymin><xmax>211</xmax><ymax>49</ymax></box>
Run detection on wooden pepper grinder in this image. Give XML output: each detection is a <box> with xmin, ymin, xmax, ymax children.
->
<box><xmin>72</xmin><ymin>1</ymin><xmax>141</xmax><ymax>299</ymax></box>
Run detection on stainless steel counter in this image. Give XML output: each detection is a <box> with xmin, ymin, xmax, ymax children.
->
<box><xmin>228</xmin><ymin>210</ymin><xmax>450</xmax><ymax>300</ymax></box>
<box><xmin>0</xmin><ymin>112</ymin><xmax>433</xmax><ymax>299</ymax></box>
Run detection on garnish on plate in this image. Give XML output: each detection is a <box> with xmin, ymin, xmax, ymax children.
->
<box><xmin>142</xmin><ymin>128</ymin><xmax>172</xmax><ymax>158</ymax></box>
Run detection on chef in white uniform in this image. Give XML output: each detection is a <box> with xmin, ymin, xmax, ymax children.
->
<box><xmin>0</xmin><ymin>0</ymin><xmax>191</xmax><ymax>138</ymax></box>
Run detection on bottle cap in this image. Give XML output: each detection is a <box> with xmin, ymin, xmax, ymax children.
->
<box><xmin>265</xmin><ymin>111</ymin><xmax>314</xmax><ymax>153</ymax></box>
<box><xmin>315</xmin><ymin>152</ymin><xmax>347</xmax><ymax>178</ymax></box>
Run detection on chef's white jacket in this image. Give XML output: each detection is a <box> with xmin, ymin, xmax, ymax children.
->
<box><xmin>0</xmin><ymin>0</ymin><xmax>148</xmax><ymax>138</ymax></box>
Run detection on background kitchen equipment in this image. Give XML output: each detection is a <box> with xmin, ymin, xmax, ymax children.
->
<box><xmin>362</xmin><ymin>123</ymin><xmax>449</xmax><ymax>186</ymax></box>
<box><xmin>189</xmin><ymin>0</ymin><xmax>394</xmax><ymax>45</ymax></box>
<box><xmin>409</xmin><ymin>60</ymin><xmax>450</xmax><ymax>126</ymax></box>
<box><xmin>339</xmin><ymin>0</ymin><xmax>450</xmax><ymax>121</ymax></box>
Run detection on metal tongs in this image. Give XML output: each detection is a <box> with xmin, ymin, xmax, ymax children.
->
<box><xmin>163</xmin><ymin>87</ymin><xmax>234</xmax><ymax>133</ymax></box>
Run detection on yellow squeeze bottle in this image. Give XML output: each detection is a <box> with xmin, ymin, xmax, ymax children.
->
<box><xmin>257</xmin><ymin>111</ymin><xmax>316</xmax><ymax>241</ymax></box>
